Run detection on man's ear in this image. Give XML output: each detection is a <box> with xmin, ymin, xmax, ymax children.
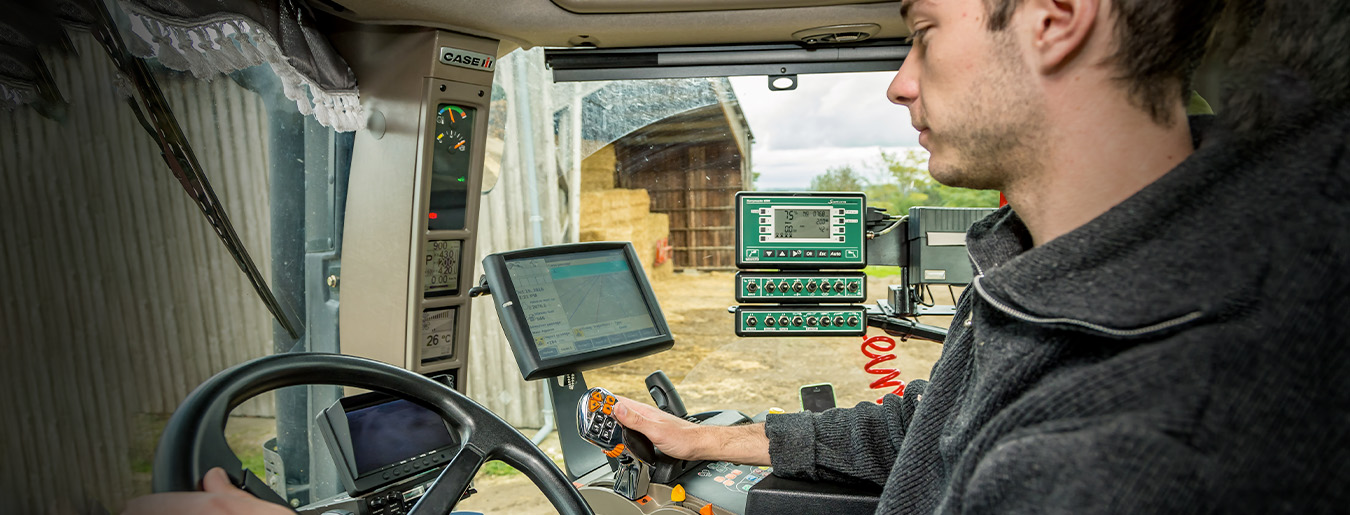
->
<box><xmin>1021</xmin><ymin>0</ymin><xmax>1101</xmax><ymax>74</ymax></box>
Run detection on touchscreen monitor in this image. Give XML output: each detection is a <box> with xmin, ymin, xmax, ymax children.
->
<box><xmin>482</xmin><ymin>242</ymin><xmax>673</xmax><ymax>380</ymax></box>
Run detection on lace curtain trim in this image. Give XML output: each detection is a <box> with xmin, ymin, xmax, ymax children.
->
<box><xmin>119</xmin><ymin>2</ymin><xmax>363</xmax><ymax>131</ymax></box>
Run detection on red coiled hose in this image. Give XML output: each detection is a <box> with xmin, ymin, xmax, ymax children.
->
<box><xmin>861</xmin><ymin>335</ymin><xmax>905</xmax><ymax>403</ymax></box>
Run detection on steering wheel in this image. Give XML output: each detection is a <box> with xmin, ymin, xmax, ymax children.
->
<box><xmin>151</xmin><ymin>352</ymin><xmax>593</xmax><ymax>515</ymax></box>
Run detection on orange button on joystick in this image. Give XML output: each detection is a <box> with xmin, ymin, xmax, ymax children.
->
<box><xmin>699</xmin><ymin>503</ymin><xmax>715</xmax><ymax>515</ymax></box>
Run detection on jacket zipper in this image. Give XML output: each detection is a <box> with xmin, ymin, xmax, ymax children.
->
<box><xmin>966</xmin><ymin>249</ymin><xmax>1203</xmax><ymax>338</ymax></box>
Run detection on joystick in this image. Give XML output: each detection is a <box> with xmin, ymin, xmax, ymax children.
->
<box><xmin>577</xmin><ymin>387</ymin><xmax>653</xmax><ymax>500</ymax></box>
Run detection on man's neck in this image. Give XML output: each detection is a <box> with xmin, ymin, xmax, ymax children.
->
<box><xmin>1005</xmin><ymin>93</ymin><xmax>1194</xmax><ymax>247</ymax></box>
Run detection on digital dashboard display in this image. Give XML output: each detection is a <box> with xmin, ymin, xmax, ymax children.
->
<box><xmin>423</xmin><ymin>239</ymin><xmax>462</xmax><ymax>295</ymax></box>
<box><xmin>504</xmin><ymin>249</ymin><xmax>659</xmax><ymax>359</ymax></box>
<box><xmin>420</xmin><ymin>308</ymin><xmax>456</xmax><ymax>364</ymax></box>
<box><xmin>773</xmin><ymin>208</ymin><xmax>831</xmax><ymax>239</ymax></box>
<box><xmin>346</xmin><ymin>399</ymin><xmax>457</xmax><ymax>476</ymax></box>
<box><xmin>428</xmin><ymin>104</ymin><xmax>476</xmax><ymax>231</ymax></box>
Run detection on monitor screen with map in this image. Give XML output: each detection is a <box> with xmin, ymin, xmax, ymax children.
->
<box><xmin>482</xmin><ymin>242</ymin><xmax>673</xmax><ymax>380</ymax></box>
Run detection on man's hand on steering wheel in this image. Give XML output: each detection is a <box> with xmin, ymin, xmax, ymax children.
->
<box><xmin>123</xmin><ymin>467</ymin><xmax>290</xmax><ymax>515</ymax></box>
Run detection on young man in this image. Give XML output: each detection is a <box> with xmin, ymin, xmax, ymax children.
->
<box><xmin>613</xmin><ymin>0</ymin><xmax>1348</xmax><ymax>512</ymax></box>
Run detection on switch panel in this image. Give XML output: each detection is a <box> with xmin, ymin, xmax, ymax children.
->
<box><xmin>734</xmin><ymin>305</ymin><xmax>866</xmax><ymax>337</ymax></box>
<box><xmin>736</xmin><ymin>271</ymin><xmax>866</xmax><ymax>303</ymax></box>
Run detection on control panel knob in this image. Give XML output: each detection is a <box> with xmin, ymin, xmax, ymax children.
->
<box><xmin>847</xmin><ymin>282</ymin><xmax>860</xmax><ymax>293</ymax></box>
<box><xmin>847</xmin><ymin>316</ymin><xmax>859</xmax><ymax>326</ymax></box>
<box><xmin>805</xmin><ymin>282</ymin><xmax>817</xmax><ymax>293</ymax></box>
<box><xmin>746</xmin><ymin>316</ymin><xmax>758</xmax><ymax>326</ymax></box>
<box><xmin>765</xmin><ymin>316</ymin><xmax>776</xmax><ymax>326</ymax></box>
<box><xmin>834</xmin><ymin>316</ymin><xmax>846</xmax><ymax>326</ymax></box>
<box><xmin>792</xmin><ymin>316</ymin><xmax>803</xmax><ymax>326</ymax></box>
<box><xmin>792</xmin><ymin>282</ymin><xmax>803</xmax><ymax>293</ymax></box>
<box><xmin>821</xmin><ymin>316</ymin><xmax>832</xmax><ymax>326</ymax></box>
<box><xmin>778</xmin><ymin>316</ymin><xmax>790</xmax><ymax>327</ymax></box>
<box><xmin>747</xmin><ymin>282</ymin><xmax>758</xmax><ymax>293</ymax></box>
<box><xmin>765</xmin><ymin>282</ymin><xmax>776</xmax><ymax>293</ymax></box>
<box><xmin>834</xmin><ymin>282</ymin><xmax>845</xmax><ymax>292</ymax></box>
<box><xmin>806</xmin><ymin>316</ymin><xmax>818</xmax><ymax>327</ymax></box>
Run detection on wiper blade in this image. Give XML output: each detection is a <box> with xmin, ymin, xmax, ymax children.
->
<box><xmin>86</xmin><ymin>0</ymin><xmax>303</xmax><ymax>339</ymax></box>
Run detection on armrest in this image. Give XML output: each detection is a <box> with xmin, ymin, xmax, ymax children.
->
<box><xmin>745</xmin><ymin>474</ymin><xmax>882</xmax><ymax>515</ymax></box>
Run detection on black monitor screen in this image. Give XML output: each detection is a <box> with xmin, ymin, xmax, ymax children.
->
<box><xmin>505</xmin><ymin>249</ymin><xmax>660</xmax><ymax>360</ymax></box>
<box><xmin>346</xmin><ymin>399</ymin><xmax>457</xmax><ymax>476</ymax></box>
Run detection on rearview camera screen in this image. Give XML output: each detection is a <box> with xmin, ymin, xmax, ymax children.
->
<box><xmin>346</xmin><ymin>399</ymin><xmax>457</xmax><ymax>476</ymax></box>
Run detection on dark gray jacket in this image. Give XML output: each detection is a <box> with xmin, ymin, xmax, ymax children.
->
<box><xmin>764</xmin><ymin>109</ymin><xmax>1350</xmax><ymax>513</ymax></box>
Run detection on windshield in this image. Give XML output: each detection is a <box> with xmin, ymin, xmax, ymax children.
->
<box><xmin>574</xmin><ymin>71</ymin><xmax>988</xmax><ymax>416</ymax></box>
<box><xmin>449</xmin><ymin>50</ymin><xmax>991</xmax><ymax>513</ymax></box>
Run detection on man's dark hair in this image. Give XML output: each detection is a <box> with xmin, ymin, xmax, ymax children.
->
<box><xmin>984</xmin><ymin>0</ymin><xmax>1226</xmax><ymax>125</ymax></box>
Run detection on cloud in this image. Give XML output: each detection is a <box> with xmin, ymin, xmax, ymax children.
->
<box><xmin>752</xmin><ymin>145</ymin><xmax>926</xmax><ymax>190</ymax></box>
<box><xmin>730</xmin><ymin>73</ymin><xmax>920</xmax><ymax>150</ymax></box>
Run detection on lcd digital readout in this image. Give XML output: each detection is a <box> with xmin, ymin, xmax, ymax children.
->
<box><xmin>773</xmin><ymin>208</ymin><xmax>831</xmax><ymax>239</ymax></box>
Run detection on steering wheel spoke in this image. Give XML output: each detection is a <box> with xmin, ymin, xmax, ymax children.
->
<box><xmin>239</xmin><ymin>469</ymin><xmax>292</xmax><ymax>508</ymax></box>
<box><xmin>409</xmin><ymin>445</ymin><xmax>487</xmax><ymax>515</ymax></box>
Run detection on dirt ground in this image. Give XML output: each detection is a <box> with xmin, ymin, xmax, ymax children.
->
<box><xmin>456</xmin><ymin>270</ymin><xmax>953</xmax><ymax>513</ymax></box>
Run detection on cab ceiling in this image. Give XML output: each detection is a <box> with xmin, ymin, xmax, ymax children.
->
<box><xmin>315</xmin><ymin>0</ymin><xmax>906</xmax><ymax>50</ymax></box>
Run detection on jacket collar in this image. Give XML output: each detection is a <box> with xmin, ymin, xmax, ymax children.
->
<box><xmin>965</xmin><ymin>115</ymin><xmax>1267</xmax><ymax>338</ymax></box>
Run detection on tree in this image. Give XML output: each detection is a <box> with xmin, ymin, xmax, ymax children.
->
<box><xmin>810</xmin><ymin>165</ymin><xmax>867</xmax><ymax>192</ymax></box>
<box><xmin>865</xmin><ymin>149</ymin><xmax>999</xmax><ymax>215</ymax></box>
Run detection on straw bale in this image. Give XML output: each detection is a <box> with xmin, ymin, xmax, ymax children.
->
<box><xmin>581</xmin><ymin>143</ymin><xmax>618</xmax><ymax>191</ymax></box>
<box><xmin>578</xmin><ymin>187</ymin><xmax>671</xmax><ymax>280</ymax></box>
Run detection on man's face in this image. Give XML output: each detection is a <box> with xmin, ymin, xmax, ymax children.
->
<box><xmin>890</xmin><ymin>0</ymin><xmax>1045</xmax><ymax>190</ymax></box>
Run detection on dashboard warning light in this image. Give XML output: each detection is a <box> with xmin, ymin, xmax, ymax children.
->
<box><xmin>429</xmin><ymin>212</ymin><xmax>438</xmax><ymax>219</ymax></box>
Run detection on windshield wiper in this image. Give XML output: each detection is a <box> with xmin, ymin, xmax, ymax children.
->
<box><xmin>86</xmin><ymin>0</ymin><xmax>302</xmax><ymax>339</ymax></box>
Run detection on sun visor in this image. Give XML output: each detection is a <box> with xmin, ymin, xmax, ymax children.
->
<box><xmin>546</xmin><ymin>40</ymin><xmax>907</xmax><ymax>82</ymax></box>
<box><xmin>552</xmin><ymin>0</ymin><xmax>893</xmax><ymax>14</ymax></box>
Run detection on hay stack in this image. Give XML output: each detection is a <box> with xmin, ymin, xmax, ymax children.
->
<box><xmin>580</xmin><ymin>188</ymin><xmax>673</xmax><ymax>281</ymax></box>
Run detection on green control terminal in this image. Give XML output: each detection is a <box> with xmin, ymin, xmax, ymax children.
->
<box><xmin>736</xmin><ymin>192</ymin><xmax>867</xmax><ymax>270</ymax></box>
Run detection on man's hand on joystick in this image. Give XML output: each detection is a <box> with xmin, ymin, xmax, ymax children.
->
<box><xmin>577</xmin><ymin>387</ymin><xmax>658</xmax><ymax>464</ymax></box>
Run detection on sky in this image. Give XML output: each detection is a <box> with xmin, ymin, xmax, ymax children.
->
<box><xmin>729</xmin><ymin>72</ymin><xmax>924</xmax><ymax>190</ymax></box>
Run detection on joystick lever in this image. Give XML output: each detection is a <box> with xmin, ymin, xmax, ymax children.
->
<box><xmin>577</xmin><ymin>387</ymin><xmax>654</xmax><ymax>500</ymax></box>
<box><xmin>645</xmin><ymin>370</ymin><xmax>688</xmax><ymax>419</ymax></box>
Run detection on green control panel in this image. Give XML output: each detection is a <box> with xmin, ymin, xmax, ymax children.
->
<box><xmin>736</xmin><ymin>192</ymin><xmax>867</xmax><ymax>269</ymax></box>
<box><xmin>736</xmin><ymin>272</ymin><xmax>866</xmax><ymax>303</ymax></box>
<box><xmin>734</xmin><ymin>306</ymin><xmax>867</xmax><ymax>337</ymax></box>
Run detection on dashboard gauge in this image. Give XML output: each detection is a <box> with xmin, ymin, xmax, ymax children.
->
<box><xmin>428</xmin><ymin>103</ymin><xmax>477</xmax><ymax>231</ymax></box>
<box><xmin>437</xmin><ymin>129</ymin><xmax>467</xmax><ymax>151</ymax></box>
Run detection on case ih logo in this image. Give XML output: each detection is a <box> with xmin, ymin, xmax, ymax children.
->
<box><xmin>439</xmin><ymin>47</ymin><xmax>495</xmax><ymax>72</ymax></box>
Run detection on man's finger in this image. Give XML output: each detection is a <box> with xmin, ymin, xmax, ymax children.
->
<box><xmin>201</xmin><ymin>467</ymin><xmax>254</xmax><ymax>499</ymax></box>
<box><xmin>613</xmin><ymin>397</ymin><xmax>651</xmax><ymax>431</ymax></box>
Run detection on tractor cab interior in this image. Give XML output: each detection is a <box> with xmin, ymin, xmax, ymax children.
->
<box><xmin>4</xmin><ymin>0</ymin><xmax>1167</xmax><ymax>513</ymax></box>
